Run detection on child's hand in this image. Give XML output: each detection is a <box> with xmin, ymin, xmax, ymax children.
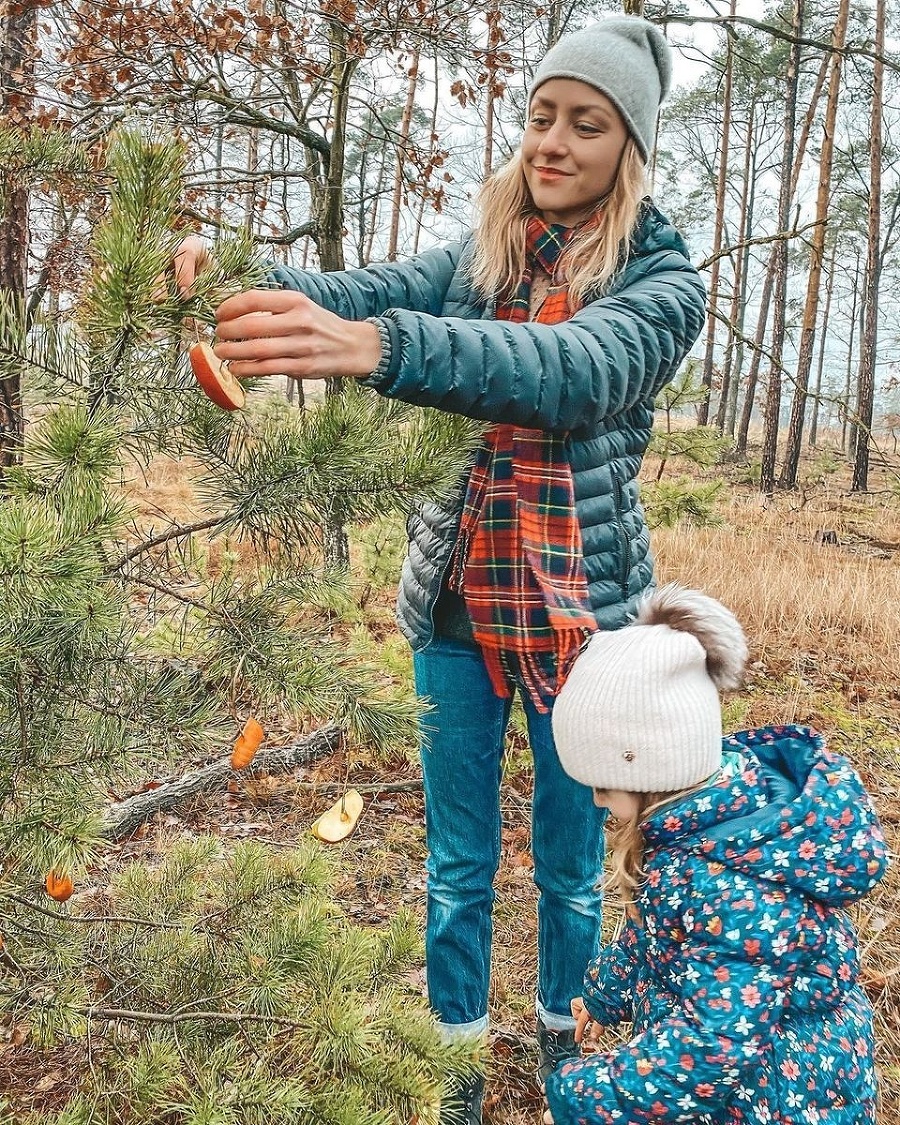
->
<box><xmin>571</xmin><ymin>996</ymin><xmax>601</xmax><ymax>1048</ymax></box>
<box><xmin>543</xmin><ymin>1112</ymin><xmax>554</xmax><ymax>1124</ymax></box>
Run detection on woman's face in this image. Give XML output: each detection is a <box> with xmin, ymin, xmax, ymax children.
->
<box><xmin>522</xmin><ymin>78</ymin><xmax>629</xmax><ymax>227</ymax></box>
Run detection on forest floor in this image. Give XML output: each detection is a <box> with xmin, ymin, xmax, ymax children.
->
<box><xmin>3</xmin><ymin>427</ymin><xmax>899</xmax><ymax>1123</ymax></box>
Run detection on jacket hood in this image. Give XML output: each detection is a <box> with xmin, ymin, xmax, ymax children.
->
<box><xmin>642</xmin><ymin>725</ymin><xmax>889</xmax><ymax>907</ymax></box>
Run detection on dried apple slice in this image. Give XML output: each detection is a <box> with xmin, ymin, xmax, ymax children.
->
<box><xmin>311</xmin><ymin>789</ymin><xmax>364</xmax><ymax>842</ymax></box>
<box><xmin>189</xmin><ymin>341</ymin><xmax>245</xmax><ymax>411</ymax></box>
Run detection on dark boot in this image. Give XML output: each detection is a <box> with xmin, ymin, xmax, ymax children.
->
<box><xmin>442</xmin><ymin>1073</ymin><xmax>485</xmax><ymax>1125</ymax></box>
<box><xmin>536</xmin><ymin>1021</ymin><xmax>579</xmax><ymax>1089</ymax></box>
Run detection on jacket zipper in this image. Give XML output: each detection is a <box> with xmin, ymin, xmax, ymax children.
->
<box><xmin>611</xmin><ymin>466</ymin><xmax>632</xmax><ymax>601</ymax></box>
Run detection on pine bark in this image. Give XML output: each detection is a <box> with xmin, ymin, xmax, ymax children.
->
<box><xmin>759</xmin><ymin>0</ymin><xmax>804</xmax><ymax>496</ymax></box>
<box><xmin>699</xmin><ymin>0</ymin><xmax>735</xmax><ymax>427</ymax></box>
<box><xmin>0</xmin><ymin>0</ymin><xmax>37</xmax><ymax>471</ymax></box>
<box><xmin>779</xmin><ymin>0</ymin><xmax>848</xmax><ymax>487</ymax></box>
<box><xmin>851</xmin><ymin>0</ymin><xmax>884</xmax><ymax>492</ymax></box>
<box><xmin>387</xmin><ymin>49</ymin><xmax>420</xmax><ymax>262</ymax></box>
<box><xmin>101</xmin><ymin>725</ymin><xmax>343</xmax><ymax>841</ymax></box>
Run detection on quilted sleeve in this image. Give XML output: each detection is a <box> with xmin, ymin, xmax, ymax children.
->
<box><xmin>582</xmin><ymin>915</ymin><xmax>645</xmax><ymax>1026</ymax></box>
<box><xmin>545</xmin><ymin>873</ymin><xmax>810</xmax><ymax>1125</ymax></box>
<box><xmin>364</xmin><ymin>246</ymin><xmax>706</xmax><ymax>432</ymax></box>
<box><xmin>268</xmin><ymin>241</ymin><xmax>465</xmax><ymax>320</ymax></box>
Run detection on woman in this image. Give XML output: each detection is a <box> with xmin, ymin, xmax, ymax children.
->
<box><xmin>175</xmin><ymin>17</ymin><xmax>706</xmax><ymax>1122</ymax></box>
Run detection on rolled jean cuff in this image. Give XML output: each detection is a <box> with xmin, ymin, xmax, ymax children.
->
<box><xmin>439</xmin><ymin>1015</ymin><xmax>489</xmax><ymax>1042</ymax></box>
<box><xmin>536</xmin><ymin>998</ymin><xmax>577</xmax><ymax>1032</ymax></box>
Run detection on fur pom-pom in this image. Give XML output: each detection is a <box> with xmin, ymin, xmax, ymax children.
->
<box><xmin>635</xmin><ymin>583</ymin><xmax>748</xmax><ymax>690</ymax></box>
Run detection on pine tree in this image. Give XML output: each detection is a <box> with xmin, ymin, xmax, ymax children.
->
<box><xmin>643</xmin><ymin>365</ymin><xmax>729</xmax><ymax>529</ymax></box>
<box><xmin>0</xmin><ymin>130</ymin><xmax>483</xmax><ymax>1122</ymax></box>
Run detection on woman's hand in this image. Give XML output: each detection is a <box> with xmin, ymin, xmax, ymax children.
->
<box><xmin>543</xmin><ymin>1112</ymin><xmax>555</xmax><ymax>1124</ymax></box>
<box><xmin>213</xmin><ymin>289</ymin><xmax>382</xmax><ymax>380</ymax></box>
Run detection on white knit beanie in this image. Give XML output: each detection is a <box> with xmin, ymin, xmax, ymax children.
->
<box><xmin>551</xmin><ymin>585</ymin><xmax>748</xmax><ymax>792</ymax></box>
<box><xmin>529</xmin><ymin>16</ymin><xmax>673</xmax><ymax>163</ymax></box>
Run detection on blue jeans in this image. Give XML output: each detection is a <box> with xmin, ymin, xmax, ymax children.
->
<box><xmin>413</xmin><ymin>635</ymin><xmax>605</xmax><ymax>1037</ymax></box>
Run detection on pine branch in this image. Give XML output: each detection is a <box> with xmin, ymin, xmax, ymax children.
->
<box><xmin>4</xmin><ymin>893</ymin><xmax>183</xmax><ymax>931</ymax></box>
<box><xmin>110</xmin><ymin>515</ymin><xmax>231</xmax><ymax>572</ymax></box>
<box><xmin>178</xmin><ymin>205</ymin><xmax>318</xmax><ymax>246</ymax></box>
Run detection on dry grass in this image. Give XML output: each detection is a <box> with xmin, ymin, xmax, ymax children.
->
<box><xmin>653</xmin><ymin>490</ymin><xmax>900</xmax><ymax>687</ymax></box>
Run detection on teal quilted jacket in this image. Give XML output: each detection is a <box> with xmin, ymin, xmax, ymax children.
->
<box><xmin>271</xmin><ymin>201</ymin><xmax>706</xmax><ymax>648</ymax></box>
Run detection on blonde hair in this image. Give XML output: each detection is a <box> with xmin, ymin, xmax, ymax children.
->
<box><xmin>469</xmin><ymin>137</ymin><xmax>647</xmax><ymax>308</ymax></box>
<box><xmin>604</xmin><ymin>777</ymin><xmax>713</xmax><ymax>913</ymax></box>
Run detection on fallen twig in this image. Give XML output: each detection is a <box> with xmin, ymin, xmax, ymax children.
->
<box><xmin>102</xmin><ymin>724</ymin><xmax>343</xmax><ymax>841</ymax></box>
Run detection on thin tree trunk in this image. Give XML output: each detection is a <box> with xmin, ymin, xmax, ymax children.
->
<box><xmin>844</xmin><ymin>248</ymin><xmax>863</xmax><ymax>458</ymax></box>
<box><xmin>779</xmin><ymin>0</ymin><xmax>848</xmax><ymax>487</ymax></box>
<box><xmin>412</xmin><ymin>49</ymin><xmax>441</xmax><ymax>257</ymax></box>
<box><xmin>387</xmin><ymin>48</ymin><xmax>419</xmax><ymax>261</ymax></box>
<box><xmin>0</xmin><ymin>0</ymin><xmax>37</xmax><ymax>472</ymax></box>
<box><xmin>243</xmin><ymin>74</ymin><xmax>263</xmax><ymax>237</ymax></box>
<box><xmin>760</xmin><ymin>0</ymin><xmax>804</xmax><ymax>497</ymax></box>
<box><xmin>699</xmin><ymin>0</ymin><xmax>735</xmax><ymax>426</ymax></box>
<box><xmin>315</xmin><ymin>20</ymin><xmax>358</xmax><ymax>566</ymax></box>
<box><xmin>808</xmin><ymin>238</ymin><xmax>837</xmax><ymax>447</ymax></box>
<box><xmin>483</xmin><ymin>2</ymin><xmax>503</xmax><ymax>180</ymax></box>
<box><xmin>716</xmin><ymin>98</ymin><xmax>754</xmax><ymax>435</ymax></box>
<box><xmin>851</xmin><ymin>0</ymin><xmax>884</xmax><ymax>492</ymax></box>
<box><xmin>483</xmin><ymin>73</ymin><xmax>496</xmax><ymax>180</ymax></box>
<box><xmin>725</xmin><ymin>127</ymin><xmax>757</xmax><ymax>439</ymax></box>
<box><xmin>365</xmin><ymin>146</ymin><xmax>388</xmax><ymax>263</ymax></box>
<box><xmin>735</xmin><ymin>48</ymin><xmax>828</xmax><ymax>458</ymax></box>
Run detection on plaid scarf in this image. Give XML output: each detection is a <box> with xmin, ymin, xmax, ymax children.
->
<box><xmin>449</xmin><ymin>214</ymin><xmax>599</xmax><ymax>712</ymax></box>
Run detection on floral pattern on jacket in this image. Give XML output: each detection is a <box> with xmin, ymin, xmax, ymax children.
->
<box><xmin>545</xmin><ymin>726</ymin><xmax>889</xmax><ymax>1125</ymax></box>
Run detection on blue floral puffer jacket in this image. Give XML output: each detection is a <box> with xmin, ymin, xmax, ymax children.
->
<box><xmin>546</xmin><ymin>726</ymin><xmax>890</xmax><ymax>1125</ymax></box>
<box><xmin>271</xmin><ymin>202</ymin><xmax>706</xmax><ymax>649</ymax></box>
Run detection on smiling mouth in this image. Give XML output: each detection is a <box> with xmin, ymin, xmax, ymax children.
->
<box><xmin>534</xmin><ymin>167</ymin><xmax>572</xmax><ymax>178</ymax></box>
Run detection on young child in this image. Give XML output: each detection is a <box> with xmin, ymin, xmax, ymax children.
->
<box><xmin>544</xmin><ymin>584</ymin><xmax>889</xmax><ymax>1125</ymax></box>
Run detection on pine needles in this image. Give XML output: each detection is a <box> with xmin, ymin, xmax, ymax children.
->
<box><xmin>1</xmin><ymin>128</ymin><xmax>485</xmax><ymax>1119</ymax></box>
<box><xmin>5</xmin><ymin>840</ymin><xmax>481</xmax><ymax>1125</ymax></box>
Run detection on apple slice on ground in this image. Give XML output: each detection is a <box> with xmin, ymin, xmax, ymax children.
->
<box><xmin>311</xmin><ymin>789</ymin><xmax>364</xmax><ymax>843</ymax></box>
<box><xmin>189</xmin><ymin>341</ymin><xmax>245</xmax><ymax>411</ymax></box>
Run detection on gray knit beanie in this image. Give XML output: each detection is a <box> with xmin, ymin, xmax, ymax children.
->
<box><xmin>551</xmin><ymin>585</ymin><xmax>748</xmax><ymax>793</ymax></box>
<box><xmin>529</xmin><ymin>16</ymin><xmax>672</xmax><ymax>162</ymax></box>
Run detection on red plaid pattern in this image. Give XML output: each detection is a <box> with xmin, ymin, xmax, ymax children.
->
<box><xmin>450</xmin><ymin>215</ymin><xmax>600</xmax><ymax>711</ymax></box>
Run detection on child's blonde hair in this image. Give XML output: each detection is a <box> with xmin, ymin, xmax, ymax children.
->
<box><xmin>605</xmin><ymin>779</ymin><xmax>713</xmax><ymax>911</ymax></box>
<box><xmin>469</xmin><ymin>138</ymin><xmax>647</xmax><ymax>307</ymax></box>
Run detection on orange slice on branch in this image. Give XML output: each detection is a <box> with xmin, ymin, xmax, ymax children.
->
<box><xmin>189</xmin><ymin>341</ymin><xmax>245</xmax><ymax>411</ymax></box>
<box><xmin>311</xmin><ymin>789</ymin><xmax>364</xmax><ymax>843</ymax></box>
<box><xmin>230</xmin><ymin>716</ymin><xmax>265</xmax><ymax>770</ymax></box>
<box><xmin>45</xmin><ymin>872</ymin><xmax>74</xmax><ymax>902</ymax></box>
